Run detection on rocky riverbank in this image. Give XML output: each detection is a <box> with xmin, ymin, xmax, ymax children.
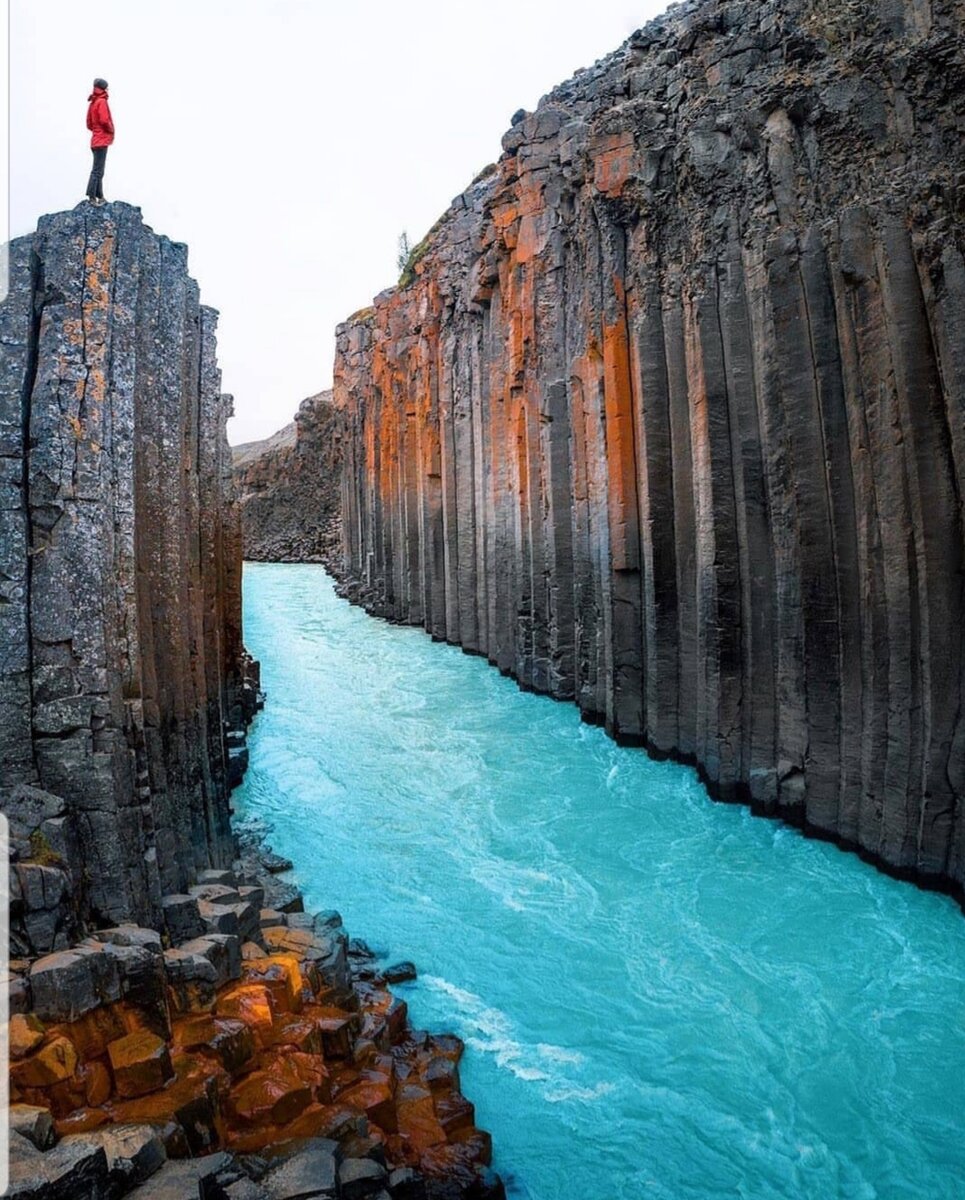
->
<box><xmin>8</xmin><ymin>818</ymin><xmax>503</xmax><ymax>1200</ymax></box>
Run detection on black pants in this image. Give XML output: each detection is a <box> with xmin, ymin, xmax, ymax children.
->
<box><xmin>87</xmin><ymin>147</ymin><xmax>107</xmax><ymax>199</ymax></box>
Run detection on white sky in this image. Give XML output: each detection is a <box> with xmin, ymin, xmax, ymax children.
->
<box><xmin>10</xmin><ymin>0</ymin><xmax>668</xmax><ymax>444</ymax></box>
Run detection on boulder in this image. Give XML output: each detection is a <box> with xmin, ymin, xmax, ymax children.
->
<box><xmin>383</xmin><ymin>962</ymin><xmax>417</xmax><ymax>985</ymax></box>
<box><xmin>28</xmin><ymin>948</ymin><xmax>106</xmax><ymax>1022</ymax></box>
<box><xmin>386</xmin><ymin>1167</ymin><xmax>428</xmax><ymax>1200</ymax></box>
<box><xmin>71</xmin><ymin>1123</ymin><xmax>167</xmax><ymax>1192</ymax></box>
<box><xmin>6</xmin><ymin>1128</ymin><xmax>109</xmax><ymax>1200</ymax></box>
<box><xmin>262</xmin><ymin>1137</ymin><xmax>338</xmax><ymax>1199</ymax></box>
<box><xmin>107</xmin><ymin>1030</ymin><xmax>174</xmax><ymax>1098</ymax></box>
<box><xmin>164</xmin><ymin>946</ymin><xmax>220</xmax><ymax>1013</ymax></box>
<box><xmin>259</xmin><ymin>850</ymin><xmax>294</xmax><ymax>875</ymax></box>
<box><xmin>338</xmin><ymin>1156</ymin><xmax>388</xmax><ymax>1200</ymax></box>
<box><xmin>127</xmin><ymin>1150</ymin><xmax>233</xmax><ymax>1198</ymax></box>
<box><xmin>11</xmin><ymin>1034</ymin><xmax>79</xmax><ymax>1088</ymax></box>
<box><xmin>161</xmin><ymin>894</ymin><xmax>206</xmax><ymax>945</ymax></box>
<box><xmin>9</xmin><ymin>1103</ymin><xmax>56</xmax><ymax>1150</ymax></box>
<box><xmin>9</xmin><ymin>1013</ymin><xmax>45</xmax><ymax>1059</ymax></box>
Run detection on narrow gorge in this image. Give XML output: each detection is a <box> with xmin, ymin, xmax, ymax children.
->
<box><xmin>1</xmin><ymin>205</ymin><xmax>498</xmax><ymax>1200</ymax></box>
<box><xmin>334</xmin><ymin>0</ymin><xmax>965</xmax><ymax>897</ymax></box>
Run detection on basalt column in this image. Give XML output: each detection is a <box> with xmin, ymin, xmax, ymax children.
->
<box><xmin>0</xmin><ymin>203</ymin><xmax>252</xmax><ymax>937</ymax></box>
<box><xmin>335</xmin><ymin>0</ymin><xmax>965</xmax><ymax>893</ymax></box>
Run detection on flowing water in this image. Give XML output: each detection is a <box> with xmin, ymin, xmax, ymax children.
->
<box><xmin>236</xmin><ymin>562</ymin><xmax>965</xmax><ymax>1200</ymax></box>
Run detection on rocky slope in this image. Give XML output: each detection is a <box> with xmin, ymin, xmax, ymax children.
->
<box><xmin>233</xmin><ymin>391</ymin><xmax>342</xmax><ymax>567</ymax></box>
<box><xmin>334</xmin><ymin>0</ymin><xmax>965</xmax><ymax>895</ymax></box>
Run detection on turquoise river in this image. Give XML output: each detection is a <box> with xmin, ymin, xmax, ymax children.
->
<box><xmin>236</xmin><ymin>562</ymin><xmax>965</xmax><ymax>1200</ymax></box>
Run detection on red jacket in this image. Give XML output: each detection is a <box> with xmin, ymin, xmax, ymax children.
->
<box><xmin>87</xmin><ymin>87</ymin><xmax>114</xmax><ymax>148</ymax></box>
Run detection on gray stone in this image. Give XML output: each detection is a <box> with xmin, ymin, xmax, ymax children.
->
<box><xmin>386</xmin><ymin>1168</ymin><xmax>428</xmax><ymax>1200</ymax></box>
<box><xmin>263</xmin><ymin>1137</ymin><xmax>338</xmax><ymax>1199</ymax></box>
<box><xmin>128</xmin><ymin>1150</ymin><xmax>233</xmax><ymax>1198</ymax></box>
<box><xmin>7</xmin><ymin>1129</ymin><xmax>109</xmax><ymax>1200</ymax></box>
<box><xmin>338</xmin><ymin>1156</ymin><xmax>388</xmax><ymax>1200</ymax></box>
<box><xmin>162</xmin><ymin>894</ymin><xmax>206</xmax><ymax>945</ymax></box>
<box><xmin>383</xmin><ymin>961</ymin><xmax>417</xmax><ymax>985</ymax></box>
<box><xmin>9</xmin><ymin>1103</ymin><xmax>55</xmax><ymax>1150</ymax></box>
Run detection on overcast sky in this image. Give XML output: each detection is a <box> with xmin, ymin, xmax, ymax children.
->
<box><xmin>10</xmin><ymin>1</ymin><xmax>668</xmax><ymax>444</ymax></box>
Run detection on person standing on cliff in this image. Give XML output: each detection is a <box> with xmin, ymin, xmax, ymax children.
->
<box><xmin>86</xmin><ymin>78</ymin><xmax>114</xmax><ymax>205</ymax></box>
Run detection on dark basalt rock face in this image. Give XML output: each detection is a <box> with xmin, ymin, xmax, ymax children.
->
<box><xmin>0</xmin><ymin>203</ymin><xmax>256</xmax><ymax>943</ymax></box>
<box><xmin>334</xmin><ymin>0</ymin><xmax>965</xmax><ymax>892</ymax></box>
<box><xmin>232</xmin><ymin>390</ymin><xmax>342</xmax><ymax>567</ymax></box>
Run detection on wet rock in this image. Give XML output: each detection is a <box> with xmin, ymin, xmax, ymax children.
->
<box><xmin>107</xmin><ymin>1030</ymin><xmax>174</xmax><ymax>1098</ymax></box>
<box><xmin>164</xmin><ymin>946</ymin><xmax>220</xmax><ymax>1013</ymax></box>
<box><xmin>77</xmin><ymin>1123</ymin><xmax>167</xmax><ymax>1191</ymax></box>
<box><xmin>383</xmin><ymin>962</ymin><xmax>417</xmax><ymax>985</ymax></box>
<box><xmin>28</xmin><ymin>949</ymin><xmax>103</xmax><ymax>1022</ymax></box>
<box><xmin>11</xmin><ymin>1034</ymin><xmax>78</xmax><ymax>1088</ymax></box>
<box><xmin>258</xmin><ymin>850</ymin><xmax>295</xmax><ymax>875</ymax></box>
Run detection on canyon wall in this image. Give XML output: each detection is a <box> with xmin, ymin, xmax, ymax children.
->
<box><xmin>335</xmin><ymin>0</ymin><xmax>965</xmax><ymax>892</ymax></box>
<box><xmin>0</xmin><ymin>203</ymin><xmax>256</xmax><ymax>946</ymax></box>
<box><xmin>232</xmin><ymin>390</ymin><xmax>342</xmax><ymax>566</ymax></box>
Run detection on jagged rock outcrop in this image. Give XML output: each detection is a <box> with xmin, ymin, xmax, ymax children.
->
<box><xmin>232</xmin><ymin>391</ymin><xmax>342</xmax><ymax>566</ymax></box>
<box><xmin>335</xmin><ymin>0</ymin><xmax>965</xmax><ymax>894</ymax></box>
<box><xmin>0</xmin><ymin>203</ymin><xmax>257</xmax><ymax>946</ymax></box>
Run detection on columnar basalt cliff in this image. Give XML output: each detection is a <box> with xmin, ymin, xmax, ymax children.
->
<box><xmin>335</xmin><ymin>0</ymin><xmax>965</xmax><ymax>893</ymax></box>
<box><xmin>1</xmin><ymin>203</ymin><xmax>255</xmax><ymax>945</ymax></box>
<box><xmin>232</xmin><ymin>390</ymin><xmax>342</xmax><ymax>566</ymax></box>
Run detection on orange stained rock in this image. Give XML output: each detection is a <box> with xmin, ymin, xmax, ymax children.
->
<box><xmin>260</xmin><ymin>925</ymin><xmax>317</xmax><ymax>957</ymax></box>
<box><xmin>9</xmin><ymin>1013</ymin><xmax>45</xmax><ymax>1060</ymax></box>
<box><xmin>339</xmin><ymin>1079</ymin><xmax>397</xmax><ymax>1134</ymax></box>
<box><xmin>395</xmin><ymin>1088</ymin><xmax>448</xmax><ymax>1155</ymax></box>
<box><xmin>81</xmin><ymin>1059</ymin><xmax>113</xmax><ymax>1108</ymax></box>
<box><xmin>51</xmin><ymin>1001</ymin><xmax>129</xmax><ymax>1062</ymax></box>
<box><xmin>215</xmin><ymin>982</ymin><xmax>277</xmax><ymax>1047</ymax></box>
<box><xmin>593</xmin><ymin>133</ymin><xmax>636</xmax><ymax>196</ymax></box>
<box><xmin>108</xmin><ymin>1050</ymin><xmax>228</xmax><ymax>1141</ymax></box>
<box><xmin>223</xmin><ymin>1100</ymin><xmax>328</xmax><ymax>1154</ymax></box>
<box><xmin>53</xmin><ymin>1106</ymin><xmax>111</xmax><ymax>1137</ymax></box>
<box><xmin>107</xmin><ymin>1030</ymin><xmax>174</xmax><ymax>1099</ymax></box>
<box><xmin>226</xmin><ymin>1050</ymin><xmax>327</xmax><ymax>1127</ymax></box>
<box><xmin>174</xmin><ymin>1014</ymin><xmax>255</xmax><ymax>1074</ymax></box>
<box><xmin>602</xmin><ymin>314</ymin><xmax>641</xmax><ymax>571</ymax></box>
<box><xmin>11</xmin><ymin>1035</ymin><xmax>79</xmax><ymax>1089</ymax></box>
<box><xmin>420</xmin><ymin>1135</ymin><xmax>493</xmax><ymax>1181</ymax></box>
<box><xmin>434</xmin><ymin>1091</ymin><xmax>475</xmax><ymax>1138</ymax></box>
<box><xmin>516</xmin><ymin>216</ymin><xmax>546</xmax><ymax>264</ymax></box>
<box><xmin>270</xmin><ymin>1013</ymin><xmax>324</xmax><ymax>1055</ymax></box>
<box><xmin>241</xmin><ymin>952</ymin><xmax>304</xmax><ymax>1014</ymax></box>
<box><xmin>84</xmin><ymin>234</ymin><xmax>114</xmax><ymax>308</ymax></box>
